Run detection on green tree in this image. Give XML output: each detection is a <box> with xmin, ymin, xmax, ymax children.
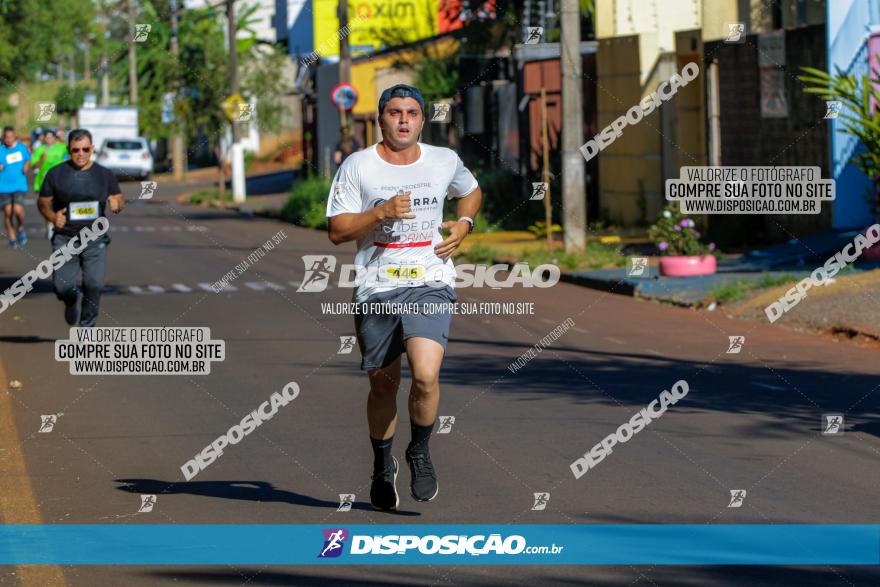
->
<box><xmin>0</xmin><ymin>0</ymin><xmax>94</xmax><ymax>85</ymax></box>
<box><xmin>800</xmin><ymin>65</ymin><xmax>880</xmax><ymax>219</ymax></box>
<box><xmin>241</xmin><ymin>44</ymin><xmax>289</xmax><ymax>133</ymax></box>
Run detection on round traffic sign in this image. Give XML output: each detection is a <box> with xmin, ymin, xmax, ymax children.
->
<box><xmin>330</xmin><ymin>83</ymin><xmax>358</xmax><ymax>112</ymax></box>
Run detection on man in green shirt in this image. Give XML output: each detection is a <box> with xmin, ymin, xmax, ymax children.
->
<box><xmin>32</xmin><ymin>130</ymin><xmax>68</xmax><ymax>193</ymax></box>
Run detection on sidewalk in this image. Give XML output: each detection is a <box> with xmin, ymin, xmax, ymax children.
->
<box><xmin>174</xmin><ymin>167</ymin><xmax>298</xmax><ymax>216</ymax></box>
<box><xmin>723</xmin><ymin>268</ymin><xmax>880</xmax><ymax>342</ymax></box>
<box><xmin>567</xmin><ymin>228</ymin><xmax>880</xmax><ymax>305</ymax></box>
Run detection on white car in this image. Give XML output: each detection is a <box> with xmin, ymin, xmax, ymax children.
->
<box><xmin>96</xmin><ymin>137</ymin><xmax>153</xmax><ymax>180</ymax></box>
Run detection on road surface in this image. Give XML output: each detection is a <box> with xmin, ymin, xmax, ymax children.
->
<box><xmin>0</xmin><ymin>180</ymin><xmax>878</xmax><ymax>586</ymax></box>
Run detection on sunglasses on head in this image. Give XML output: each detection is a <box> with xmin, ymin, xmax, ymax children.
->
<box><xmin>69</xmin><ymin>146</ymin><xmax>91</xmax><ymax>154</ymax></box>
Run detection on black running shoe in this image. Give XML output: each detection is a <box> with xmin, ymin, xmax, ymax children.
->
<box><xmin>370</xmin><ymin>456</ymin><xmax>399</xmax><ymax>511</ymax></box>
<box><xmin>405</xmin><ymin>448</ymin><xmax>438</xmax><ymax>501</ymax></box>
<box><xmin>64</xmin><ymin>302</ymin><xmax>79</xmax><ymax>326</ymax></box>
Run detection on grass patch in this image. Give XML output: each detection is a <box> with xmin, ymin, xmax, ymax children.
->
<box><xmin>457</xmin><ymin>243</ymin><xmax>499</xmax><ymax>265</ymax></box>
<box><xmin>708</xmin><ymin>273</ymin><xmax>798</xmax><ymax>305</ymax></box>
<box><xmin>188</xmin><ymin>189</ymin><xmax>231</xmax><ymax>205</ymax></box>
<box><xmin>457</xmin><ymin>242</ymin><xmax>625</xmax><ymax>271</ymax></box>
<box><xmin>520</xmin><ymin>244</ymin><xmax>626</xmax><ymax>271</ymax></box>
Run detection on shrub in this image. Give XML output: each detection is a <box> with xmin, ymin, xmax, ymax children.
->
<box><xmin>282</xmin><ymin>175</ymin><xmax>331</xmax><ymax>229</ymax></box>
<box><xmin>527</xmin><ymin>221</ymin><xmax>563</xmax><ymax>239</ymax></box>
<box><xmin>457</xmin><ymin>243</ymin><xmax>498</xmax><ymax>265</ymax></box>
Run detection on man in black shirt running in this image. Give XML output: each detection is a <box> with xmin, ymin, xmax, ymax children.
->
<box><xmin>37</xmin><ymin>129</ymin><xmax>125</xmax><ymax>327</ymax></box>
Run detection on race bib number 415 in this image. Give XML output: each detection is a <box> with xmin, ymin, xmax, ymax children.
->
<box><xmin>69</xmin><ymin>201</ymin><xmax>100</xmax><ymax>221</ymax></box>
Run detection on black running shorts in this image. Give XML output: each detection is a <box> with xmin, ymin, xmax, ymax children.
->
<box><xmin>354</xmin><ymin>285</ymin><xmax>457</xmax><ymax>371</ymax></box>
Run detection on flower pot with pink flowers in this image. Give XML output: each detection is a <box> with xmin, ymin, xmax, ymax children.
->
<box><xmin>648</xmin><ymin>205</ymin><xmax>718</xmax><ymax>277</ymax></box>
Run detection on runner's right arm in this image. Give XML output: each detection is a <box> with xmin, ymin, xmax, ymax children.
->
<box><xmin>37</xmin><ymin>170</ymin><xmax>66</xmax><ymax>228</ymax></box>
<box><xmin>33</xmin><ymin>148</ymin><xmax>47</xmax><ymax>171</ymax></box>
<box><xmin>328</xmin><ymin>193</ymin><xmax>414</xmax><ymax>244</ymax></box>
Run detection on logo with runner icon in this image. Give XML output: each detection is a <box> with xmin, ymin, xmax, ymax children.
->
<box><xmin>298</xmin><ymin>255</ymin><xmax>337</xmax><ymax>292</ymax></box>
<box><xmin>530</xmin><ymin>182</ymin><xmax>547</xmax><ymax>201</ymax></box>
<box><xmin>337</xmin><ymin>494</ymin><xmax>355</xmax><ymax>512</ymax></box>
<box><xmin>431</xmin><ymin>103</ymin><xmax>451</xmax><ymax>123</ymax></box>
<box><xmin>337</xmin><ymin>336</ymin><xmax>356</xmax><ymax>354</ymax></box>
<box><xmin>333</xmin><ymin>182</ymin><xmax>348</xmax><ymax>204</ymax></box>
<box><xmin>727</xmin><ymin>489</ymin><xmax>746</xmax><ymax>508</ymax></box>
<box><xmin>531</xmin><ymin>492</ymin><xmax>550</xmax><ymax>511</ymax></box>
<box><xmin>38</xmin><ymin>414</ymin><xmax>57</xmax><ymax>433</ymax></box>
<box><xmin>726</xmin><ymin>336</ymin><xmax>745</xmax><ymax>354</ymax></box>
<box><xmin>437</xmin><ymin>416</ymin><xmax>455</xmax><ymax>434</ymax></box>
<box><xmin>318</xmin><ymin>528</ymin><xmax>348</xmax><ymax>558</ymax></box>
<box><xmin>628</xmin><ymin>257</ymin><xmax>648</xmax><ymax>277</ymax></box>
<box><xmin>133</xmin><ymin>23</ymin><xmax>152</xmax><ymax>42</ymax></box>
<box><xmin>824</xmin><ymin>101</ymin><xmax>842</xmax><ymax>120</ymax></box>
<box><xmin>138</xmin><ymin>494</ymin><xmax>156</xmax><ymax>513</ymax></box>
<box><xmin>525</xmin><ymin>27</ymin><xmax>543</xmax><ymax>44</ymax></box>
<box><xmin>822</xmin><ymin>414</ymin><xmax>844</xmax><ymax>435</ymax></box>
<box><xmin>35</xmin><ymin>102</ymin><xmax>56</xmax><ymax>122</ymax></box>
<box><xmin>140</xmin><ymin>181</ymin><xmax>157</xmax><ymax>199</ymax></box>
<box><xmin>724</xmin><ymin>23</ymin><xmax>745</xmax><ymax>43</ymax></box>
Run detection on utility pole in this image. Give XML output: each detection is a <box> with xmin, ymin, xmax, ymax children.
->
<box><xmin>170</xmin><ymin>0</ymin><xmax>185</xmax><ymax>181</ymax></box>
<box><xmin>560</xmin><ymin>0</ymin><xmax>586</xmax><ymax>251</ymax></box>
<box><xmin>227</xmin><ymin>0</ymin><xmax>246</xmax><ymax>202</ymax></box>
<box><xmin>128</xmin><ymin>0</ymin><xmax>138</xmax><ymax>105</ymax></box>
<box><xmin>337</xmin><ymin>0</ymin><xmax>351</xmax><ymax>130</ymax></box>
<box><xmin>83</xmin><ymin>38</ymin><xmax>91</xmax><ymax>82</ymax></box>
<box><xmin>101</xmin><ymin>13</ymin><xmax>110</xmax><ymax>106</ymax></box>
<box><xmin>540</xmin><ymin>88</ymin><xmax>552</xmax><ymax>249</ymax></box>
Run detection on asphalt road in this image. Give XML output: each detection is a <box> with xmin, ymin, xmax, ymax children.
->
<box><xmin>0</xmin><ymin>179</ymin><xmax>879</xmax><ymax>586</ymax></box>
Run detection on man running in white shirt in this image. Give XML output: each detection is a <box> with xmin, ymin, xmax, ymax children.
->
<box><xmin>326</xmin><ymin>84</ymin><xmax>482</xmax><ymax>511</ymax></box>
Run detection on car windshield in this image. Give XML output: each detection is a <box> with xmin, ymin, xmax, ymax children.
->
<box><xmin>105</xmin><ymin>141</ymin><xmax>143</xmax><ymax>150</ymax></box>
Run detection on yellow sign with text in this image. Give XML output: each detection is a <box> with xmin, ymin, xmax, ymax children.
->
<box><xmin>313</xmin><ymin>0</ymin><xmax>439</xmax><ymax>58</ymax></box>
<box><xmin>221</xmin><ymin>93</ymin><xmax>246</xmax><ymax>122</ymax></box>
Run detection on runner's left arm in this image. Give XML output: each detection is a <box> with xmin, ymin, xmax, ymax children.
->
<box><xmin>106</xmin><ymin>171</ymin><xmax>125</xmax><ymax>213</ymax></box>
<box><xmin>435</xmin><ymin>153</ymin><xmax>482</xmax><ymax>259</ymax></box>
<box><xmin>434</xmin><ymin>186</ymin><xmax>482</xmax><ymax>259</ymax></box>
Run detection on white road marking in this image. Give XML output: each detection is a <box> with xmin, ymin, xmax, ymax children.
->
<box><xmin>121</xmin><ymin>281</ymin><xmax>305</xmax><ymax>294</ymax></box>
<box><xmin>244</xmin><ymin>281</ymin><xmax>285</xmax><ymax>291</ymax></box>
<box><xmin>753</xmin><ymin>382</ymin><xmax>786</xmax><ymax>391</ymax></box>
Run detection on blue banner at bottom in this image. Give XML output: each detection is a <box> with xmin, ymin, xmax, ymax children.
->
<box><xmin>0</xmin><ymin>525</ymin><xmax>878</xmax><ymax>565</ymax></box>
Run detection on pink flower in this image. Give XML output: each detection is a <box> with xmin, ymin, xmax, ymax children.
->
<box><xmin>658</xmin><ymin>242</ymin><xmax>669</xmax><ymax>251</ymax></box>
<box><xmin>708</xmin><ymin>243</ymin><xmax>716</xmax><ymax>251</ymax></box>
<box><xmin>693</xmin><ymin>230</ymin><xmax>701</xmax><ymax>237</ymax></box>
<box><xmin>674</xmin><ymin>225</ymin><xmax>681</xmax><ymax>232</ymax></box>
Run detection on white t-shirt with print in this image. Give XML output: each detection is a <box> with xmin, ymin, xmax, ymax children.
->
<box><xmin>326</xmin><ymin>143</ymin><xmax>478</xmax><ymax>302</ymax></box>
